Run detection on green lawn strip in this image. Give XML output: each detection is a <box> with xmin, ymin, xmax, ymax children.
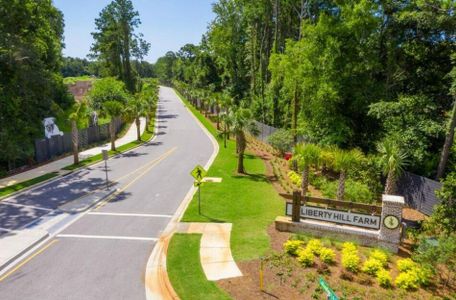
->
<box><xmin>167</xmin><ymin>233</ymin><xmax>231</xmax><ymax>300</ymax></box>
<box><xmin>0</xmin><ymin>172</ymin><xmax>59</xmax><ymax>198</ymax></box>
<box><xmin>175</xmin><ymin>89</ymin><xmax>283</xmax><ymax>261</ymax></box>
<box><xmin>62</xmin><ymin>120</ymin><xmax>155</xmax><ymax>171</ymax></box>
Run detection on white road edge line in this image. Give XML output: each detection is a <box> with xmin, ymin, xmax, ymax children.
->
<box><xmin>88</xmin><ymin>212</ymin><xmax>173</xmax><ymax>218</ymax></box>
<box><xmin>57</xmin><ymin>234</ymin><xmax>158</xmax><ymax>241</ymax></box>
<box><xmin>0</xmin><ymin>201</ymin><xmax>53</xmax><ymax>212</ymax></box>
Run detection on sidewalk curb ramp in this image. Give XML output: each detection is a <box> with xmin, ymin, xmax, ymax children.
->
<box><xmin>58</xmin><ymin>188</ymin><xmax>118</xmax><ymax>213</ymax></box>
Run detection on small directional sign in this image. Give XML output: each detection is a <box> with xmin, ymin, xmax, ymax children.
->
<box><xmin>190</xmin><ymin>165</ymin><xmax>207</xmax><ymax>182</ymax></box>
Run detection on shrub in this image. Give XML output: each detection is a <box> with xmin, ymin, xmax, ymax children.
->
<box><xmin>319</xmin><ymin>247</ymin><xmax>336</xmax><ymax>264</ymax></box>
<box><xmin>287</xmin><ymin>171</ymin><xmax>302</xmax><ymax>187</ymax></box>
<box><xmin>297</xmin><ymin>248</ymin><xmax>315</xmax><ymax>267</ymax></box>
<box><xmin>342</xmin><ymin>252</ymin><xmax>360</xmax><ymax>273</ymax></box>
<box><xmin>370</xmin><ymin>249</ymin><xmax>389</xmax><ymax>267</ymax></box>
<box><xmin>395</xmin><ymin>271</ymin><xmax>420</xmax><ymax>290</ymax></box>
<box><xmin>341</xmin><ymin>242</ymin><xmax>358</xmax><ymax>254</ymax></box>
<box><xmin>267</xmin><ymin>129</ymin><xmax>294</xmax><ymax>155</ymax></box>
<box><xmin>306</xmin><ymin>239</ymin><xmax>323</xmax><ymax>256</ymax></box>
<box><xmin>362</xmin><ymin>258</ymin><xmax>384</xmax><ymax>276</ymax></box>
<box><xmin>376</xmin><ymin>269</ymin><xmax>392</xmax><ymax>288</ymax></box>
<box><xmin>320</xmin><ymin>179</ymin><xmax>373</xmax><ymax>203</ymax></box>
<box><xmin>283</xmin><ymin>240</ymin><xmax>304</xmax><ymax>256</ymax></box>
<box><xmin>397</xmin><ymin>258</ymin><xmax>416</xmax><ymax>272</ymax></box>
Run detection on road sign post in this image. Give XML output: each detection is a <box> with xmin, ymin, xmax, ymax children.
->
<box><xmin>102</xmin><ymin>150</ymin><xmax>109</xmax><ymax>190</ymax></box>
<box><xmin>191</xmin><ymin>165</ymin><xmax>207</xmax><ymax>215</ymax></box>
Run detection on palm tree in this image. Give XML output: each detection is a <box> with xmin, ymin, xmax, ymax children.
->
<box><xmin>230</xmin><ymin>107</ymin><xmax>257</xmax><ymax>174</ymax></box>
<box><xmin>68</xmin><ymin>100</ymin><xmax>88</xmax><ymax>165</ymax></box>
<box><xmin>377</xmin><ymin>139</ymin><xmax>408</xmax><ymax>195</ymax></box>
<box><xmin>103</xmin><ymin>100</ymin><xmax>124</xmax><ymax>151</ymax></box>
<box><xmin>294</xmin><ymin>143</ymin><xmax>321</xmax><ymax>196</ymax></box>
<box><xmin>126</xmin><ymin>96</ymin><xmax>147</xmax><ymax>141</ymax></box>
<box><xmin>333</xmin><ymin>149</ymin><xmax>364</xmax><ymax>200</ymax></box>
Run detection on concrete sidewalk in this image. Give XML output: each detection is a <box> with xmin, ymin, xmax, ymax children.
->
<box><xmin>0</xmin><ymin>118</ymin><xmax>146</xmax><ymax>189</ymax></box>
<box><xmin>176</xmin><ymin>222</ymin><xmax>243</xmax><ymax>281</ymax></box>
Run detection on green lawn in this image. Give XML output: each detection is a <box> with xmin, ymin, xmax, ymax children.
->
<box><xmin>176</xmin><ymin>90</ymin><xmax>283</xmax><ymax>261</ymax></box>
<box><xmin>0</xmin><ymin>172</ymin><xmax>59</xmax><ymax>198</ymax></box>
<box><xmin>167</xmin><ymin>234</ymin><xmax>231</xmax><ymax>300</ymax></box>
<box><xmin>62</xmin><ymin>120</ymin><xmax>155</xmax><ymax>171</ymax></box>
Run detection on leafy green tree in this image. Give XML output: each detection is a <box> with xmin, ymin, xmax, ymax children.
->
<box><xmin>90</xmin><ymin>0</ymin><xmax>150</xmax><ymax>93</ymax></box>
<box><xmin>87</xmin><ymin>77</ymin><xmax>130</xmax><ymax>110</ymax></box>
<box><xmin>425</xmin><ymin>172</ymin><xmax>456</xmax><ymax>236</ymax></box>
<box><xmin>102</xmin><ymin>101</ymin><xmax>125</xmax><ymax>151</ymax></box>
<box><xmin>0</xmin><ymin>0</ymin><xmax>72</xmax><ymax>171</ymax></box>
<box><xmin>334</xmin><ymin>149</ymin><xmax>364</xmax><ymax>201</ymax></box>
<box><xmin>369</xmin><ymin>94</ymin><xmax>444</xmax><ymax>176</ymax></box>
<box><xmin>69</xmin><ymin>100</ymin><xmax>89</xmax><ymax>165</ymax></box>
<box><xmin>294</xmin><ymin>143</ymin><xmax>321</xmax><ymax>195</ymax></box>
<box><xmin>377</xmin><ymin>139</ymin><xmax>408</xmax><ymax>195</ymax></box>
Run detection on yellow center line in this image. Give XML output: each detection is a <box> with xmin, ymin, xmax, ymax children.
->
<box><xmin>94</xmin><ymin>147</ymin><xmax>177</xmax><ymax>210</ymax></box>
<box><xmin>112</xmin><ymin>147</ymin><xmax>176</xmax><ymax>183</ymax></box>
<box><xmin>0</xmin><ymin>239</ymin><xmax>59</xmax><ymax>282</ymax></box>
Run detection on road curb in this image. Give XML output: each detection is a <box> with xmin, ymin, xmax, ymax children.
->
<box><xmin>144</xmin><ymin>87</ymin><xmax>220</xmax><ymax>300</ymax></box>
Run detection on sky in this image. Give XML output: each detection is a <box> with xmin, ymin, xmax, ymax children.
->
<box><xmin>54</xmin><ymin>0</ymin><xmax>215</xmax><ymax>63</ymax></box>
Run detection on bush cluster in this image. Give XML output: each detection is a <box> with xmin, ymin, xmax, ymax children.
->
<box><xmin>341</xmin><ymin>242</ymin><xmax>360</xmax><ymax>272</ymax></box>
<box><xmin>376</xmin><ymin>269</ymin><xmax>393</xmax><ymax>287</ymax></box>
<box><xmin>395</xmin><ymin>258</ymin><xmax>431</xmax><ymax>290</ymax></box>
<box><xmin>319</xmin><ymin>247</ymin><xmax>336</xmax><ymax>264</ymax></box>
<box><xmin>287</xmin><ymin>171</ymin><xmax>302</xmax><ymax>187</ymax></box>
<box><xmin>283</xmin><ymin>238</ymin><xmax>336</xmax><ymax>267</ymax></box>
<box><xmin>283</xmin><ymin>240</ymin><xmax>304</xmax><ymax>256</ymax></box>
<box><xmin>297</xmin><ymin>248</ymin><xmax>315</xmax><ymax>267</ymax></box>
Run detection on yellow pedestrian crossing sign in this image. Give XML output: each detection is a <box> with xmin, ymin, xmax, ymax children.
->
<box><xmin>191</xmin><ymin>165</ymin><xmax>207</xmax><ymax>182</ymax></box>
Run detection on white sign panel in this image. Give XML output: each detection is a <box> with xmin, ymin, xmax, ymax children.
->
<box><xmin>286</xmin><ymin>203</ymin><xmax>380</xmax><ymax>230</ymax></box>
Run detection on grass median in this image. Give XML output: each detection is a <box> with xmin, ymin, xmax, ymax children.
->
<box><xmin>0</xmin><ymin>172</ymin><xmax>59</xmax><ymax>198</ymax></box>
<box><xmin>167</xmin><ymin>234</ymin><xmax>231</xmax><ymax>300</ymax></box>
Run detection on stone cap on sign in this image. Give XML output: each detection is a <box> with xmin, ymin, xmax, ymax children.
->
<box><xmin>382</xmin><ymin>194</ymin><xmax>405</xmax><ymax>206</ymax></box>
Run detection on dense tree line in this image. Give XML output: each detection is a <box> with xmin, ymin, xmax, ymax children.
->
<box><xmin>154</xmin><ymin>0</ymin><xmax>456</xmax><ymax>178</ymax></box>
<box><xmin>0</xmin><ymin>0</ymin><xmax>73</xmax><ymax>172</ymax></box>
<box><xmin>61</xmin><ymin>56</ymin><xmax>155</xmax><ymax>79</ymax></box>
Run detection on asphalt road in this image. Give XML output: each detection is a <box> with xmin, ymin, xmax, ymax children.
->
<box><xmin>0</xmin><ymin>87</ymin><xmax>215</xmax><ymax>299</ymax></box>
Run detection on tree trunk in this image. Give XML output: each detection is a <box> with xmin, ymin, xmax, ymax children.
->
<box><xmin>436</xmin><ymin>100</ymin><xmax>456</xmax><ymax>179</ymax></box>
<box><xmin>337</xmin><ymin>170</ymin><xmax>346</xmax><ymax>200</ymax></box>
<box><xmin>216</xmin><ymin>106</ymin><xmax>220</xmax><ymax>130</ymax></box>
<box><xmin>385</xmin><ymin>171</ymin><xmax>396</xmax><ymax>195</ymax></box>
<box><xmin>136</xmin><ymin>117</ymin><xmax>141</xmax><ymax>141</ymax></box>
<box><xmin>71</xmin><ymin>120</ymin><xmax>79</xmax><ymax>165</ymax></box>
<box><xmin>237</xmin><ymin>131</ymin><xmax>246</xmax><ymax>174</ymax></box>
<box><xmin>292</xmin><ymin>85</ymin><xmax>298</xmax><ymax>145</ymax></box>
<box><xmin>110</xmin><ymin>120</ymin><xmax>116</xmax><ymax>151</ymax></box>
<box><xmin>301</xmin><ymin>165</ymin><xmax>309</xmax><ymax>196</ymax></box>
<box><xmin>224</xmin><ymin>123</ymin><xmax>228</xmax><ymax>148</ymax></box>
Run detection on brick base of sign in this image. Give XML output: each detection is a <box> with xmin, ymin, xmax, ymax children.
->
<box><xmin>275</xmin><ymin>216</ymin><xmax>399</xmax><ymax>253</ymax></box>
